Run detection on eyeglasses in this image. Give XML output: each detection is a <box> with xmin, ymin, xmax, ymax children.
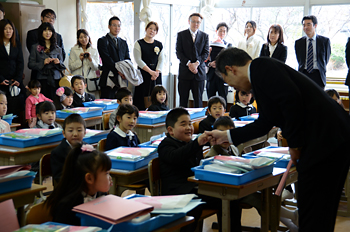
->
<box><xmin>190</xmin><ymin>20</ymin><xmax>201</xmax><ymax>25</ymax></box>
<box><xmin>44</xmin><ymin>15</ymin><xmax>56</xmax><ymax>21</ymax></box>
<box><xmin>245</xmin><ymin>26</ymin><xmax>253</xmax><ymax>29</ymax></box>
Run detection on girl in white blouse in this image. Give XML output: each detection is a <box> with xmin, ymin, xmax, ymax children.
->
<box><xmin>237</xmin><ymin>21</ymin><xmax>263</xmax><ymax>59</ymax></box>
<box><xmin>69</xmin><ymin>29</ymin><xmax>99</xmax><ymax>80</ymax></box>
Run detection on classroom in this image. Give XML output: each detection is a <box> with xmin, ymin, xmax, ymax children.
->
<box><xmin>0</xmin><ymin>0</ymin><xmax>350</xmax><ymax>231</ymax></box>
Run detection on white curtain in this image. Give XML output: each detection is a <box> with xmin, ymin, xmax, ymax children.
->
<box><xmin>139</xmin><ymin>0</ymin><xmax>152</xmax><ymax>25</ymax></box>
<box><xmin>200</xmin><ymin>0</ymin><xmax>216</xmax><ymax>23</ymax></box>
<box><xmin>81</xmin><ymin>0</ymin><xmax>88</xmax><ymax>29</ymax></box>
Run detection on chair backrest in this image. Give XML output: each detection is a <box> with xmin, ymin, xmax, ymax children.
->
<box><xmin>236</xmin><ymin>135</ymin><xmax>268</xmax><ymax>155</ymax></box>
<box><xmin>148</xmin><ymin>157</ymin><xmax>161</xmax><ymax>196</ymax></box>
<box><xmin>97</xmin><ymin>138</ymin><xmax>107</xmax><ymax>152</ymax></box>
<box><xmin>39</xmin><ymin>153</ymin><xmax>52</xmax><ymax>185</ymax></box>
<box><xmin>26</xmin><ymin>202</ymin><xmax>52</xmax><ymax>225</ymax></box>
<box><xmin>102</xmin><ymin>113</ymin><xmax>111</xmax><ymax>130</ymax></box>
<box><xmin>193</xmin><ymin>120</ymin><xmax>200</xmax><ymax>134</ymax></box>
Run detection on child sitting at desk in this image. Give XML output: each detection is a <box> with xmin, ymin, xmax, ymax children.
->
<box><xmin>147</xmin><ymin>85</ymin><xmax>169</xmax><ymax>111</ymax></box>
<box><xmin>0</xmin><ymin>91</ymin><xmax>10</xmax><ymax>133</ymax></box>
<box><xmin>54</xmin><ymin>87</ymin><xmax>74</xmax><ymax>110</ymax></box>
<box><xmin>45</xmin><ymin>143</ymin><xmax>111</xmax><ymax>225</ymax></box>
<box><xmin>158</xmin><ymin>108</ymin><xmax>242</xmax><ymax>231</ymax></box>
<box><xmin>109</xmin><ymin>87</ymin><xmax>133</xmax><ymax>129</ymax></box>
<box><xmin>71</xmin><ymin>75</ymin><xmax>95</xmax><ymax>107</ymax></box>
<box><xmin>51</xmin><ymin>113</ymin><xmax>86</xmax><ymax>184</ymax></box>
<box><xmin>205</xmin><ymin>116</ymin><xmax>239</xmax><ymax>158</ymax></box>
<box><xmin>229</xmin><ymin>89</ymin><xmax>256</xmax><ymax>120</ymax></box>
<box><xmin>34</xmin><ymin>101</ymin><xmax>62</xmax><ymax>129</ymax></box>
<box><xmin>105</xmin><ymin>104</ymin><xmax>140</xmax><ymax>151</ymax></box>
<box><xmin>25</xmin><ymin>80</ymin><xmax>53</xmax><ymax>128</ymax></box>
<box><xmin>198</xmin><ymin>96</ymin><xmax>226</xmax><ymax>133</ymax></box>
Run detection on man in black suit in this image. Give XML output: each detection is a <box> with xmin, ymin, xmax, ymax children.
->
<box><xmin>206</xmin><ymin>22</ymin><xmax>232</xmax><ymax>103</ymax></box>
<box><xmin>97</xmin><ymin>16</ymin><xmax>130</xmax><ymax>99</ymax></box>
<box><xmin>206</xmin><ymin>48</ymin><xmax>350</xmax><ymax>232</ymax></box>
<box><xmin>345</xmin><ymin>38</ymin><xmax>350</xmax><ymax>107</ymax></box>
<box><xmin>295</xmin><ymin>15</ymin><xmax>331</xmax><ymax>88</ymax></box>
<box><xmin>176</xmin><ymin>13</ymin><xmax>209</xmax><ymax>107</ymax></box>
<box><xmin>26</xmin><ymin>9</ymin><xmax>65</xmax><ymax>81</ymax></box>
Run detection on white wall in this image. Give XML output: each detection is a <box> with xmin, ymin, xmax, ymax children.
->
<box><xmin>42</xmin><ymin>0</ymin><xmax>77</xmax><ymax>67</ymax></box>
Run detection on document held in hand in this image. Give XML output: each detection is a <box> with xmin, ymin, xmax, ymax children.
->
<box><xmin>72</xmin><ymin>195</ymin><xmax>154</xmax><ymax>225</ymax></box>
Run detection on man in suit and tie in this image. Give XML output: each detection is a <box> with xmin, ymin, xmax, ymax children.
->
<box><xmin>206</xmin><ymin>47</ymin><xmax>350</xmax><ymax>231</ymax></box>
<box><xmin>295</xmin><ymin>15</ymin><xmax>331</xmax><ymax>88</ymax></box>
<box><xmin>176</xmin><ymin>13</ymin><xmax>209</xmax><ymax>107</ymax></box>
<box><xmin>98</xmin><ymin>16</ymin><xmax>130</xmax><ymax>99</ymax></box>
<box><xmin>26</xmin><ymin>9</ymin><xmax>66</xmax><ymax>81</ymax></box>
<box><xmin>345</xmin><ymin>38</ymin><xmax>350</xmax><ymax>108</ymax></box>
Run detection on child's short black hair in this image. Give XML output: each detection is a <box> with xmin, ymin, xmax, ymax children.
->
<box><xmin>115</xmin><ymin>104</ymin><xmax>139</xmax><ymax>125</ymax></box>
<box><xmin>63</xmin><ymin>113</ymin><xmax>86</xmax><ymax>130</ymax></box>
<box><xmin>166</xmin><ymin>107</ymin><xmax>190</xmax><ymax>128</ymax></box>
<box><xmin>115</xmin><ymin>87</ymin><xmax>132</xmax><ymax>101</ymax></box>
<box><xmin>151</xmin><ymin>85</ymin><xmax>168</xmax><ymax>105</ymax></box>
<box><xmin>28</xmin><ymin>80</ymin><xmax>41</xmax><ymax>89</ymax></box>
<box><xmin>208</xmin><ymin>96</ymin><xmax>226</xmax><ymax>110</ymax></box>
<box><xmin>325</xmin><ymin>89</ymin><xmax>340</xmax><ymax>99</ymax></box>
<box><xmin>234</xmin><ymin>90</ymin><xmax>255</xmax><ymax>104</ymax></box>
<box><xmin>71</xmin><ymin>75</ymin><xmax>86</xmax><ymax>87</ymax></box>
<box><xmin>36</xmin><ymin>101</ymin><xmax>56</xmax><ymax>116</ymax></box>
<box><xmin>213</xmin><ymin>116</ymin><xmax>235</xmax><ymax>129</ymax></box>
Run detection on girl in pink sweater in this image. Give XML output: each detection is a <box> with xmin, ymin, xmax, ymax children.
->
<box><xmin>25</xmin><ymin>80</ymin><xmax>53</xmax><ymax>128</ymax></box>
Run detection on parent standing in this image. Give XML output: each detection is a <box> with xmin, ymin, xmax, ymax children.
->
<box><xmin>98</xmin><ymin>16</ymin><xmax>130</xmax><ymax>99</ymax></box>
<box><xmin>28</xmin><ymin>22</ymin><xmax>65</xmax><ymax>101</ymax></box>
<box><xmin>69</xmin><ymin>29</ymin><xmax>99</xmax><ymax>79</ymax></box>
<box><xmin>237</xmin><ymin>21</ymin><xmax>263</xmax><ymax>59</ymax></box>
<box><xmin>133</xmin><ymin>21</ymin><xmax>164</xmax><ymax>110</ymax></box>
<box><xmin>0</xmin><ymin>19</ymin><xmax>24</xmax><ymax>118</ymax></box>
<box><xmin>206</xmin><ymin>47</ymin><xmax>350</xmax><ymax>232</ymax></box>
<box><xmin>346</xmin><ymin>37</ymin><xmax>350</xmax><ymax>110</ymax></box>
<box><xmin>206</xmin><ymin>22</ymin><xmax>232</xmax><ymax>103</ymax></box>
<box><xmin>176</xmin><ymin>13</ymin><xmax>209</xmax><ymax>108</ymax></box>
<box><xmin>260</xmin><ymin>24</ymin><xmax>287</xmax><ymax>63</ymax></box>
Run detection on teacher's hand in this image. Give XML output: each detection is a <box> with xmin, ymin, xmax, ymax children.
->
<box><xmin>0</xmin><ymin>80</ymin><xmax>9</xmax><ymax>86</ymax></box>
<box><xmin>289</xmin><ymin>148</ymin><xmax>301</xmax><ymax>165</ymax></box>
<box><xmin>205</xmin><ymin>130</ymin><xmax>229</xmax><ymax>145</ymax></box>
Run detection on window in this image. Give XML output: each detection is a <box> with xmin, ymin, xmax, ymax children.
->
<box><xmin>312</xmin><ymin>5</ymin><xmax>350</xmax><ymax>78</ymax></box>
<box><xmin>86</xmin><ymin>2</ymin><xmax>134</xmax><ymax>60</ymax></box>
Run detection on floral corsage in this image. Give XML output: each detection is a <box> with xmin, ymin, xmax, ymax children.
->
<box><xmin>154</xmin><ymin>46</ymin><xmax>160</xmax><ymax>55</ymax></box>
<box><xmin>37</xmin><ymin>45</ymin><xmax>45</xmax><ymax>53</ymax></box>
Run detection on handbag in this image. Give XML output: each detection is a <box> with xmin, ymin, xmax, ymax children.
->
<box><xmin>59</xmin><ymin>68</ymin><xmax>72</xmax><ymax>87</ymax></box>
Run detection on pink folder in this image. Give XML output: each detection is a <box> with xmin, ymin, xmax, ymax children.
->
<box><xmin>0</xmin><ymin>165</ymin><xmax>30</xmax><ymax>178</ymax></box>
<box><xmin>72</xmin><ymin>195</ymin><xmax>154</xmax><ymax>225</ymax></box>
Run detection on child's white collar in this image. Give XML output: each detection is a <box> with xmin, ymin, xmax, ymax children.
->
<box><xmin>113</xmin><ymin>126</ymin><xmax>135</xmax><ymax>140</ymax></box>
<box><xmin>236</xmin><ymin>102</ymin><xmax>253</xmax><ymax>109</ymax></box>
<box><xmin>76</xmin><ymin>92</ymin><xmax>85</xmax><ymax>98</ymax></box>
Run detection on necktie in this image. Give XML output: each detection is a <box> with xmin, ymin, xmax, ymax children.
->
<box><xmin>192</xmin><ymin>33</ymin><xmax>195</xmax><ymax>42</ymax></box>
<box><xmin>307</xmin><ymin>38</ymin><xmax>313</xmax><ymax>73</ymax></box>
<box><xmin>49</xmin><ymin>125</ymin><xmax>54</xmax><ymax>129</ymax></box>
<box><xmin>82</xmin><ymin>95</ymin><xmax>85</xmax><ymax>102</ymax></box>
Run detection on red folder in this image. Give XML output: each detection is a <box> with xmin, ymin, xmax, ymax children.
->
<box><xmin>72</xmin><ymin>195</ymin><xmax>154</xmax><ymax>225</ymax></box>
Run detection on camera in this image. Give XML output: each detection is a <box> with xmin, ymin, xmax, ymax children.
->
<box><xmin>83</xmin><ymin>53</ymin><xmax>90</xmax><ymax>58</ymax></box>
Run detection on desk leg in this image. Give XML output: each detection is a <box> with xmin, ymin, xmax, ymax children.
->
<box><xmin>17</xmin><ymin>206</ymin><xmax>25</xmax><ymax>227</ymax></box>
<box><xmin>110</xmin><ymin>176</ymin><xmax>117</xmax><ymax>195</ymax></box>
<box><xmin>270</xmin><ymin>193</ymin><xmax>281</xmax><ymax>232</ymax></box>
<box><xmin>261</xmin><ymin>188</ymin><xmax>271</xmax><ymax>232</ymax></box>
<box><xmin>95</xmin><ymin>123</ymin><xmax>101</xmax><ymax>130</ymax></box>
<box><xmin>222</xmin><ymin>199</ymin><xmax>231</xmax><ymax>232</ymax></box>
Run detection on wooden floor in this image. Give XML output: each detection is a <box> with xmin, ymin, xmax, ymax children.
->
<box><xmin>42</xmin><ymin>177</ymin><xmax>350</xmax><ymax>231</ymax></box>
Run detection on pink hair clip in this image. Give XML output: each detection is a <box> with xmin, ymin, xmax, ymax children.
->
<box><xmin>81</xmin><ymin>144</ymin><xmax>94</xmax><ymax>152</ymax></box>
<box><xmin>56</xmin><ymin>87</ymin><xmax>65</xmax><ymax>97</ymax></box>
<box><xmin>56</xmin><ymin>87</ymin><xmax>67</xmax><ymax>102</ymax></box>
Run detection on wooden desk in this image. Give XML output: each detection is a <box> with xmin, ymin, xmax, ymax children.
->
<box><xmin>10</xmin><ymin>123</ymin><xmax>21</xmax><ymax>132</ymax></box>
<box><xmin>109</xmin><ymin>166</ymin><xmax>149</xmax><ymax>196</ymax></box>
<box><xmin>135</xmin><ymin>116</ymin><xmax>206</xmax><ymax>143</ymax></box>
<box><xmin>0</xmin><ymin>184</ymin><xmax>46</xmax><ymax>226</ymax></box>
<box><xmin>154</xmin><ymin>216</ymin><xmax>194</xmax><ymax>232</ymax></box>
<box><xmin>0</xmin><ymin>142</ymin><xmax>60</xmax><ymax>165</ymax></box>
<box><xmin>188</xmin><ymin>167</ymin><xmax>297</xmax><ymax>232</ymax></box>
<box><xmin>56</xmin><ymin>116</ymin><xmax>102</xmax><ymax>130</ymax></box>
